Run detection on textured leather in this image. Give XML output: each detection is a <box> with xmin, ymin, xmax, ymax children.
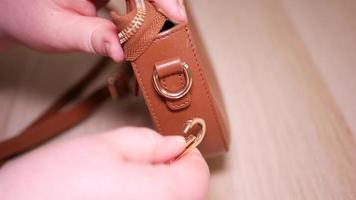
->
<box><xmin>112</xmin><ymin>0</ymin><xmax>230</xmax><ymax>156</ymax></box>
<box><xmin>111</xmin><ymin>1</ymin><xmax>166</xmax><ymax>61</ymax></box>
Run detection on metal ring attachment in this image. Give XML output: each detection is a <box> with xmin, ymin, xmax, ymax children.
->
<box><xmin>153</xmin><ymin>63</ymin><xmax>193</xmax><ymax>100</ymax></box>
<box><xmin>175</xmin><ymin>118</ymin><xmax>206</xmax><ymax>160</ymax></box>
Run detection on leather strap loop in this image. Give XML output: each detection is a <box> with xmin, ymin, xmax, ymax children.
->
<box><xmin>154</xmin><ymin>58</ymin><xmax>191</xmax><ymax>110</ymax></box>
<box><xmin>156</xmin><ymin>58</ymin><xmax>184</xmax><ymax>78</ymax></box>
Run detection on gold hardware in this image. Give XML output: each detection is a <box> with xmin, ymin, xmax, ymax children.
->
<box><xmin>175</xmin><ymin>118</ymin><xmax>206</xmax><ymax>160</ymax></box>
<box><xmin>118</xmin><ymin>0</ymin><xmax>146</xmax><ymax>44</ymax></box>
<box><xmin>153</xmin><ymin>63</ymin><xmax>193</xmax><ymax>100</ymax></box>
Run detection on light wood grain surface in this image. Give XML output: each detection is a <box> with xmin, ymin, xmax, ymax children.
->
<box><xmin>1</xmin><ymin>0</ymin><xmax>355</xmax><ymax>199</ymax></box>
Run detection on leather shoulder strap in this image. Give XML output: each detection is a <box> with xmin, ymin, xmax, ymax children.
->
<box><xmin>0</xmin><ymin>58</ymin><xmax>132</xmax><ymax>163</ymax></box>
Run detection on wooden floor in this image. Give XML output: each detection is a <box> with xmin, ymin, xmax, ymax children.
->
<box><xmin>1</xmin><ymin>0</ymin><xmax>355</xmax><ymax>199</ymax></box>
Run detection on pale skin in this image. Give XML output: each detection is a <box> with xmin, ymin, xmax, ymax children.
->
<box><xmin>0</xmin><ymin>0</ymin><xmax>209</xmax><ymax>199</ymax></box>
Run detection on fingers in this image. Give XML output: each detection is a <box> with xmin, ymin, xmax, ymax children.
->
<box><xmin>150</xmin><ymin>0</ymin><xmax>187</xmax><ymax>23</ymax></box>
<box><xmin>79</xmin><ymin>128</ymin><xmax>209</xmax><ymax>200</ymax></box>
<box><xmin>133</xmin><ymin>150</ymin><xmax>209</xmax><ymax>200</ymax></box>
<box><xmin>100</xmin><ymin>127</ymin><xmax>186</xmax><ymax>163</ymax></box>
<box><xmin>166</xmin><ymin>150</ymin><xmax>210</xmax><ymax>200</ymax></box>
<box><xmin>102</xmin><ymin>127</ymin><xmax>210</xmax><ymax>200</ymax></box>
<box><xmin>58</xmin><ymin>0</ymin><xmax>97</xmax><ymax>16</ymax></box>
<box><xmin>57</xmin><ymin>14</ymin><xmax>124</xmax><ymax>62</ymax></box>
<box><xmin>59</xmin><ymin>0</ymin><xmax>109</xmax><ymax>15</ymax></box>
<box><xmin>56</xmin><ymin>0</ymin><xmax>122</xmax><ymax>61</ymax></box>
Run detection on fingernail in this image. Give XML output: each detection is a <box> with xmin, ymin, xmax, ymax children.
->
<box><xmin>178</xmin><ymin>0</ymin><xmax>187</xmax><ymax>21</ymax></box>
<box><xmin>191</xmin><ymin>149</ymin><xmax>200</xmax><ymax>154</ymax></box>
<box><xmin>104</xmin><ymin>40</ymin><xmax>124</xmax><ymax>62</ymax></box>
<box><xmin>167</xmin><ymin>136</ymin><xmax>186</xmax><ymax>146</ymax></box>
<box><xmin>176</xmin><ymin>136</ymin><xmax>187</xmax><ymax>145</ymax></box>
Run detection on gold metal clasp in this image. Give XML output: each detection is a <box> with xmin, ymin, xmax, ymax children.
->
<box><xmin>175</xmin><ymin>118</ymin><xmax>206</xmax><ymax>160</ymax></box>
<box><xmin>153</xmin><ymin>62</ymin><xmax>193</xmax><ymax>100</ymax></box>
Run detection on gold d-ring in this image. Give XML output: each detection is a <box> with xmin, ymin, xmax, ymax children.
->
<box><xmin>175</xmin><ymin>118</ymin><xmax>206</xmax><ymax>160</ymax></box>
<box><xmin>153</xmin><ymin>63</ymin><xmax>193</xmax><ymax>100</ymax></box>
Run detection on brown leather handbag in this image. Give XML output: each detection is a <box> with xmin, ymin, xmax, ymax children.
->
<box><xmin>0</xmin><ymin>0</ymin><xmax>230</xmax><ymax>163</ymax></box>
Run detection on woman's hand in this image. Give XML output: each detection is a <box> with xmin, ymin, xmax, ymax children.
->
<box><xmin>0</xmin><ymin>127</ymin><xmax>209</xmax><ymax>200</ymax></box>
<box><xmin>0</xmin><ymin>0</ymin><xmax>187</xmax><ymax>62</ymax></box>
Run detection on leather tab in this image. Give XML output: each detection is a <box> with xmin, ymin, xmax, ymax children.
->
<box><xmin>156</xmin><ymin>58</ymin><xmax>184</xmax><ymax>77</ymax></box>
<box><xmin>155</xmin><ymin>58</ymin><xmax>191</xmax><ymax>111</ymax></box>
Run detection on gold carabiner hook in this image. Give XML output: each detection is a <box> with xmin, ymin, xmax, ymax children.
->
<box><xmin>175</xmin><ymin>118</ymin><xmax>206</xmax><ymax>160</ymax></box>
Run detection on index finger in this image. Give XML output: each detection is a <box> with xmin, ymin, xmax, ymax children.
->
<box><xmin>149</xmin><ymin>0</ymin><xmax>187</xmax><ymax>23</ymax></box>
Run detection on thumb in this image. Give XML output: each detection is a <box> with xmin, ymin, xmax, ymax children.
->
<box><xmin>101</xmin><ymin>127</ymin><xmax>186</xmax><ymax>163</ymax></box>
<box><xmin>151</xmin><ymin>0</ymin><xmax>187</xmax><ymax>23</ymax></box>
<box><xmin>59</xmin><ymin>14</ymin><xmax>124</xmax><ymax>62</ymax></box>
